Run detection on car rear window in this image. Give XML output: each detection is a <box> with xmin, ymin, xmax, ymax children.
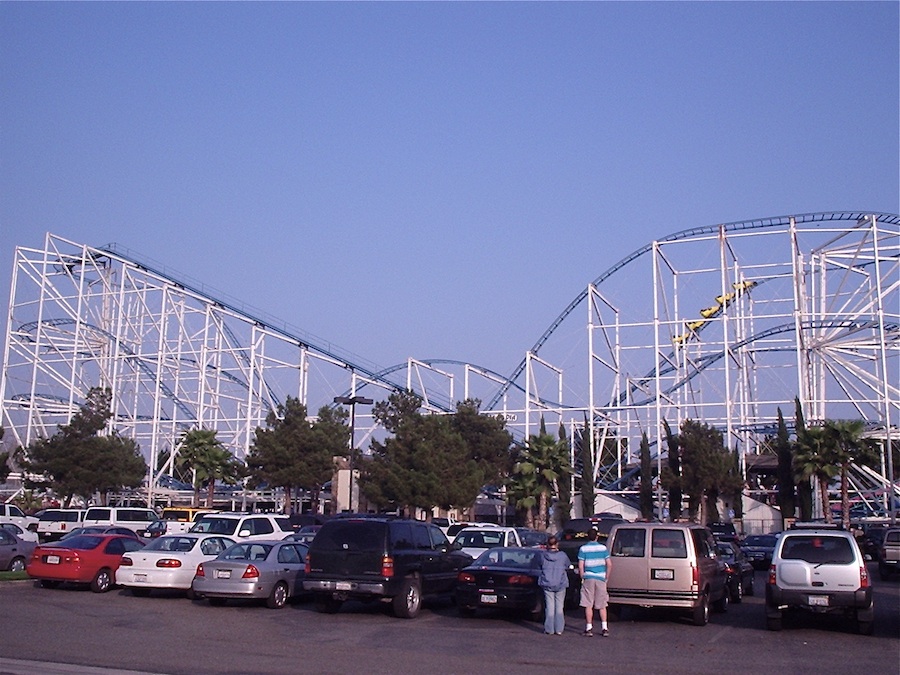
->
<box><xmin>162</xmin><ymin>510</ymin><xmax>192</xmax><ymax>521</ymax></box>
<box><xmin>58</xmin><ymin>535</ymin><xmax>103</xmax><ymax>550</ymax></box>
<box><xmin>313</xmin><ymin>521</ymin><xmax>387</xmax><ymax>553</ymax></box>
<box><xmin>652</xmin><ymin>529</ymin><xmax>688</xmax><ymax>558</ymax></box>
<box><xmin>744</xmin><ymin>535</ymin><xmax>777</xmax><ymax>547</ymax></box>
<box><xmin>224</xmin><ymin>543</ymin><xmax>273</xmax><ymax>561</ymax></box>
<box><xmin>145</xmin><ymin>536</ymin><xmax>198</xmax><ymax>552</ymax></box>
<box><xmin>781</xmin><ymin>536</ymin><xmax>854</xmax><ymax>564</ymax></box>
<box><xmin>886</xmin><ymin>531</ymin><xmax>900</xmax><ymax>544</ymax></box>
<box><xmin>611</xmin><ymin>528</ymin><xmax>646</xmax><ymax>557</ymax></box>
<box><xmin>40</xmin><ymin>511</ymin><xmax>82</xmax><ymax>522</ymax></box>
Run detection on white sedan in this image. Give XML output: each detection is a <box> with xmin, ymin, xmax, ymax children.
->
<box><xmin>0</xmin><ymin>521</ymin><xmax>39</xmax><ymax>543</ymax></box>
<box><xmin>118</xmin><ymin>533</ymin><xmax>235</xmax><ymax>597</ymax></box>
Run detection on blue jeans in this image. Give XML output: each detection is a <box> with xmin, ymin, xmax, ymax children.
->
<box><xmin>543</xmin><ymin>587</ymin><xmax>567</xmax><ymax>634</ymax></box>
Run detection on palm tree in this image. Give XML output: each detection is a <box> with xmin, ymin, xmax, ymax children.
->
<box><xmin>177</xmin><ymin>428</ymin><xmax>244</xmax><ymax>507</ymax></box>
<box><xmin>793</xmin><ymin>425</ymin><xmax>839</xmax><ymax>522</ymax></box>
<box><xmin>824</xmin><ymin>420</ymin><xmax>867</xmax><ymax>529</ymax></box>
<box><xmin>510</xmin><ymin>422</ymin><xmax>572</xmax><ymax>531</ymax></box>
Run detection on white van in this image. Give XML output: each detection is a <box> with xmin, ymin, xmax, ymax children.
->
<box><xmin>82</xmin><ymin>507</ymin><xmax>160</xmax><ymax>536</ymax></box>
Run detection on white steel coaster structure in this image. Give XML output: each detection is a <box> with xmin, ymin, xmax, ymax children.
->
<box><xmin>2</xmin><ymin>212</ymin><xmax>898</xmax><ymax>510</ymax></box>
<box><xmin>497</xmin><ymin>212</ymin><xmax>898</xmax><ymax>505</ymax></box>
<box><xmin>0</xmin><ymin>234</ymin><xmax>412</xmax><ymax>496</ymax></box>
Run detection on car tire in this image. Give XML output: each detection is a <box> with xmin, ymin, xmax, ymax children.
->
<box><xmin>458</xmin><ymin>605</ymin><xmax>476</xmax><ymax>618</ymax></box>
<box><xmin>267</xmin><ymin>581</ymin><xmax>288</xmax><ymax>609</ymax></box>
<box><xmin>91</xmin><ymin>568</ymin><xmax>113</xmax><ymax>593</ymax></box>
<box><xmin>314</xmin><ymin>595</ymin><xmax>342</xmax><ymax>614</ymax></box>
<box><xmin>766</xmin><ymin>608</ymin><xmax>783</xmax><ymax>632</ymax></box>
<box><xmin>130</xmin><ymin>588</ymin><xmax>151</xmax><ymax>597</ymax></box>
<box><xmin>856</xmin><ymin>607</ymin><xmax>875</xmax><ymax>635</ymax></box>
<box><xmin>713</xmin><ymin>586</ymin><xmax>729</xmax><ymax>613</ymax></box>
<box><xmin>692</xmin><ymin>593</ymin><xmax>710</xmax><ymax>626</ymax></box>
<box><xmin>745</xmin><ymin>574</ymin><xmax>755</xmax><ymax>597</ymax></box>
<box><xmin>392</xmin><ymin>576</ymin><xmax>422</xmax><ymax>619</ymax></box>
<box><xmin>186</xmin><ymin>587</ymin><xmax>198</xmax><ymax>601</ymax></box>
<box><xmin>39</xmin><ymin>579</ymin><xmax>60</xmax><ymax>589</ymax></box>
<box><xmin>529</xmin><ymin>593</ymin><xmax>544</xmax><ymax>622</ymax></box>
<box><xmin>8</xmin><ymin>557</ymin><xmax>26</xmax><ymax>573</ymax></box>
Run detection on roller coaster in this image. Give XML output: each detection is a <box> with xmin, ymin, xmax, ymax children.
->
<box><xmin>1</xmin><ymin>212</ymin><xmax>898</xmax><ymax>508</ymax></box>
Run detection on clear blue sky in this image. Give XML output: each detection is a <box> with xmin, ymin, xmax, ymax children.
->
<box><xmin>2</xmin><ymin>2</ymin><xmax>897</xmax><ymax>377</ymax></box>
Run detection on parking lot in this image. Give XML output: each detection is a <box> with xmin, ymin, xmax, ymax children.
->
<box><xmin>1</xmin><ymin>568</ymin><xmax>897</xmax><ymax>675</ymax></box>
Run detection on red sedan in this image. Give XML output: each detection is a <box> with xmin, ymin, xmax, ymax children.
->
<box><xmin>27</xmin><ymin>534</ymin><xmax>145</xmax><ymax>592</ymax></box>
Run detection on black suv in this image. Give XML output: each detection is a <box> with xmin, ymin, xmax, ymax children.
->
<box><xmin>303</xmin><ymin>517</ymin><xmax>473</xmax><ymax>618</ymax></box>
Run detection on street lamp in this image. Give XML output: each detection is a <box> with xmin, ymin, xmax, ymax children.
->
<box><xmin>334</xmin><ymin>395</ymin><xmax>374</xmax><ymax>512</ymax></box>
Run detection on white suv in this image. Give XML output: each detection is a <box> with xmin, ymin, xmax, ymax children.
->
<box><xmin>452</xmin><ymin>526</ymin><xmax>524</xmax><ymax>559</ymax></box>
<box><xmin>765</xmin><ymin>524</ymin><xmax>873</xmax><ymax>634</ymax></box>
<box><xmin>188</xmin><ymin>512</ymin><xmax>294</xmax><ymax>541</ymax></box>
<box><xmin>0</xmin><ymin>503</ymin><xmax>38</xmax><ymax>531</ymax></box>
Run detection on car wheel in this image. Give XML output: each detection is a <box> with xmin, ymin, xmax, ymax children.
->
<box><xmin>8</xmin><ymin>557</ymin><xmax>26</xmax><ymax>573</ymax></box>
<box><xmin>745</xmin><ymin>574</ymin><xmax>755</xmax><ymax>596</ymax></box>
<box><xmin>314</xmin><ymin>595</ymin><xmax>342</xmax><ymax>614</ymax></box>
<box><xmin>529</xmin><ymin>593</ymin><xmax>544</xmax><ymax>622</ymax></box>
<box><xmin>91</xmin><ymin>568</ymin><xmax>113</xmax><ymax>593</ymax></box>
<box><xmin>39</xmin><ymin>579</ymin><xmax>60</xmax><ymax>589</ymax></box>
<box><xmin>392</xmin><ymin>576</ymin><xmax>422</xmax><ymax>619</ymax></box>
<box><xmin>692</xmin><ymin>593</ymin><xmax>710</xmax><ymax>626</ymax></box>
<box><xmin>713</xmin><ymin>586</ymin><xmax>729</xmax><ymax>613</ymax></box>
<box><xmin>458</xmin><ymin>605</ymin><xmax>476</xmax><ymax>618</ymax></box>
<box><xmin>766</xmin><ymin>606</ymin><xmax>782</xmax><ymax>631</ymax></box>
<box><xmin>186</xmin><ymin>587</ymin><xmax>198</xmax><ymax>601</ymax></box>
<box><xmin>856</xmin><ymin>607</ymin><xmax>875</xmax><ymax>635</ymax></box>
<box><xmin>130</xmin><ymin>588</ymin><xmax>151</xmax><ymax>597</ymax></box>
<box><xmin>267</xmin><ymin>581</ymin><xmax>288</xmax><ymax>609</ymax></box>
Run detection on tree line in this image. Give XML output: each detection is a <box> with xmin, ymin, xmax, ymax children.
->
<box><xmin>2</xmin><ymin>387</ymin><xmax>891</xmax><ymax>529</ymax></box>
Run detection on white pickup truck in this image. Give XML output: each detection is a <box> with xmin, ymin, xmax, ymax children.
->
<box><xmin>0</xmin><ymin>503</ymin><xmax>39</xmax><ymax>532</ymax></box>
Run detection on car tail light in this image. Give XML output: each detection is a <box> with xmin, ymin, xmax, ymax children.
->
<box><xmin>859</xmin><ymin>565</ymin><xmax>869</xmax><ymax>589</ymax></box>
<box><xmin>458</xmin><ymin>571</ymin><xmax>475</xmax><ymax>583</ymax></box>
<box><xmin>157</xmin><ymin>558</ymin><xmax>182</xmax><ymax>568</ymax></box>
<box><xmin>691</xmin><ymin>564</ymin><xmax>699</xmax><ymax>587</ymax></box>
<box><xmin>120</xmin><ymin>556</ymin><xmax>133</xmax><ymax>566</ymax></box>
<box><xmin>195</xmin><ymin>563</ymin><xmax>205</xmax><ymax>577</ymax></box>
<box><xmin>768</xmin><ymin>564</ymin><xmax>777</xmax><ymax>585</ymax></box>
<box><xmin>508</xmin><ymin>575</ymin><xmax>535</xmax><ymax>586</ymax></box>
<box><xmin>381</xmin><ymin>555</ymin><xmax>394</xmax><ymax>578</ymax></box>
<box><xmin>304</xmin><ymin>559</ymin><xmax>311</xmax><ymax>574</ymax></box>
<box><xmin>242</xmin><ymin>564</ymin><xmax>260</xmax><ymax>579</ymax></box>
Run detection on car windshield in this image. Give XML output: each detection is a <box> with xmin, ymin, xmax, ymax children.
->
<box><xmin>145</xmin><ymin>536</ymin><xmax>198</xmax><ymax>552</ymax></box>
<box><xmin>716</xmin><ymin>545</ymin><xmax>736</xmax><ymax>561</ymax></box>
<box><xmin>474</xmin><ymin>548</ymin><xmax>541</xmax><ymax>568</ymax></box>
<box><xmin>222</xmin><ymin>543</ymin><xmax>273</xmax><ymax>561</ymax></box>
<box><xmin>745</xmin><ymin>535</ymin><xmax>777</xmax><ymax>547</ymax></box>
<box><xmin>55</xmin><ymin>535</ymin><xmax>103</xmax><ymax>550</ymax></box>
<box><xmin>190</xmin><ymin>517</ymin><xmax>238</xmax><ymax>535</ymax></box>
<box><xmin>518</xmin><ymin>530</ymin><xmax>549</xmax><ymax>547</ymax></box>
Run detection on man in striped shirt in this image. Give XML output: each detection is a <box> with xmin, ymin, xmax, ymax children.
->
<box><xmin>578</xmin><ymin>527</ymin><xmax>612</xmax><ymax>637</ymax></box>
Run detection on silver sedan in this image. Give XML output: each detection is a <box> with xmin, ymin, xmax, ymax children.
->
<box><xmin>191</xmin><ymin>539</ymin><xmax>308</xmax><ymax>609</ymax></box>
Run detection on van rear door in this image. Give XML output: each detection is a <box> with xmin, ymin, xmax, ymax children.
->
<box><xmin>608</xmin><ymin>526</ymin><xmax>650</xmax><ymax>597</ymax></box>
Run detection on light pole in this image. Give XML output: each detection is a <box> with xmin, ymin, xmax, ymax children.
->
<box><xmin>334</xmin><ymin>395</ymin><xmax>373</xmax><ymax>512</ymax></box>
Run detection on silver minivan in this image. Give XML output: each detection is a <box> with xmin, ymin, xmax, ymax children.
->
<box><xmin>606</xmin><ymin>522</ymin><xmax>729</xmax><ymax>625</ymax></box>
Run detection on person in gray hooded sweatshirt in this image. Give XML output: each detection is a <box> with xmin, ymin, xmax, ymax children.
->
<box><xmin>538</xmin><ymin>535</ymin><xmax>570</xmax><ymax>635</ymax></box>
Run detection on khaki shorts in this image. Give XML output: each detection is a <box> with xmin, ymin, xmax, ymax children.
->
<box><xmin>579</xmin><ymin>578</ymin><xmax>609</xmax><ymax>609</ymax></box>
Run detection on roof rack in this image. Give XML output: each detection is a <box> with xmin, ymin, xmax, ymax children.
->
<box><xmin>788</xmin><ymin>521</ymin><xmax>844</xmax><ymax>530</ymax></box>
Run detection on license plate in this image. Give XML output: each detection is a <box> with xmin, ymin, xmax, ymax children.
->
<box><xmin>480</xmin><ymin>594</ymin><xmax>498</xmax><ymax>604</ymax></box>
<box><xmin>652</xmin><ymin>568</ymin><xmax>674</xmax><ymax>580</ymax></box>
<box><xmin>336</xmin><ymin>582</ymin><xmax>352</xmax><ymax>591</ymax></box>
<box><xmin>46</xmin><ymin>555</ymin><xmax>60</xmax><ymax>565</ymax></box>
<box><xmin>215</xmin><ymin>569</ymin><xmax>231</xmax><ymax>579</ymax></box>
<box><xmin>134</xmin><ymin>574</ymin><xmax>147</xmax><ymax>583</ymax></box>
<box><xmin>808</xmin><ymin>595</ymin><xmax>829</xmax><ymax>607</ymax></box>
